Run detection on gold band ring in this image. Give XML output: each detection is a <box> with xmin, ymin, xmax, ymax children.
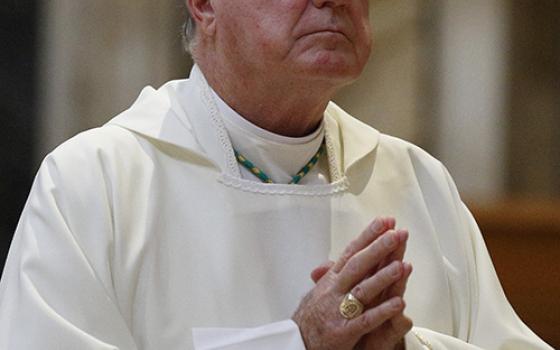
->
<box><xmin>339</xmin><ymin>292</ymin><xmax>365</xmax><ymax>319</ymax></box>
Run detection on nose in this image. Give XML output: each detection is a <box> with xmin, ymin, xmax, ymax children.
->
<box><xmin>312</xmin><ymin>0</ymin><xmax>348</xmax><ymax>8</ymax></box>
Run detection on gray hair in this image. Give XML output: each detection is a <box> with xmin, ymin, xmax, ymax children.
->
<box><xmin>182</xmin><ymin>8</ymin><xmax>197</xmax><ymax>53</ymax></box>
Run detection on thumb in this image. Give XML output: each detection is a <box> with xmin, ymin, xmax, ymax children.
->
<box><xmin>310</xmin><ymin>260</ymin><xmax>335</xmax><ymax>284</ymax></box>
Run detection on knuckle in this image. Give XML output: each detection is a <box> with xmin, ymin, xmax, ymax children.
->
<box><xmin>364</xmin><ymin>308</ymin><xmax>384</xmax><ymax>326</ymax></box>
<box><xmin>340</xmin><ymin>249</ymin><xmax>354</xmax><ymax>264</ymax></box>
<box><xmin>358</xmin><ymin>313</ymin><xmax>373</xmax><ymax>330</ymax></box>
<box><xmin>385</xmin><ymin>298</ymin><xmax>402</xmax><ymax>315</ymax></box>
<box><xmin>380</xmin><ymin>270</ymin><xmax>394</xmax><ymax>285</ymax></box>
<box><xmin>386</xmin><ymin>261</ymin><xmax>402</xmax><ymax>279</ymax></box>
<box><xmin>392</xmin><ymin>316</ymin><xmax>413</xmax><ymax>335</ymax></box>
<box><xmin>331</xmin><ymin>325</ymin><xmax>348</xmax><ymax>339</ymax></box>
<box><xmin>370</xmin><ymin>216</ymin><xmax>389</xmax><ymax>233</ymax></box>
<box><xmin>352</xmin><ymin>284</ymin><xmax>363</xmax><ymax>300</ymax></box>
<box><xmin>357</xmin><ymin>305</ymin><xmax>391</xmax><ymax>331</ymax></box>
<box><xmin>344</xmin><ymin>259</ymin><xmax>360</xmax><ymax>276</ymax></box>
<box><xmin>380</xmin><ymin>304</ymin><xmax>395</xmax><ymax>319</ymax></box>
<box><xmin>325</xmin><ymin>285</ymin><xmax>339</xmax><ymax>299</ymax></box>
<box><xmin>402</xmin><ymin>317</ymin><xmax>413</xmax><ymax>331</ymax></box>
<box><xmin>339</xmin><ymin>242</ymin><xmax>359</xmax><ymax>264</ymax></box>
<box><xmin>370</xmin><ymin>264</ymin><xmax>398</xmax><ymax>290</ymax></box>
<box><xmin>372</xmin><ymin>235</ymin><xmax>395</xmax><ymax>256</ymax></box>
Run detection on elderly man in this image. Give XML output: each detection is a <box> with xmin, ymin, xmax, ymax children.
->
<box><xmin>0</xmin><ymin>0</ymin><xmax>552</xmax><ymax>349</ymax></box>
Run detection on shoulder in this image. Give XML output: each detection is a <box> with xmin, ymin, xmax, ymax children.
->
<box><xmin>36</xmin><ymin>126</ymin><xmax>138</xmax><ymax>214</ymax></box>
<box><xmin>378</xmin><ymin>133</ymin><xmax>445</xmax><ymax>174</ymax></box>
<box><xmin>380</xmin><ymin>132</ymin><xmax>458</xmax><ymax>195</ymax></box>
<box><xmin>377</xmin><ymin>132</ymin><xmax>466</xmax><ymax>218</ymax></box>
<box><xmin>41</xmin><ymin>124</ymin><xmax>149</xmax><ymax>189</ymax></box>
<box><xmin>49</xmin><ymin>124</ymin><xmax>140</xmax><ymax>162</ymax></box>
<box><xmin>44</xmin><ymin>79</ymin><xmax>209</xmax><ymax>179</ymax></box>
<box><xmin>327</xmin><ymin>102</ymin><xmax>443</xmax><ymax>172</ymax></box>
<box><xmin>327</xmin><ymin>102</ymin><xmax>451</xmax><ymax>190</ymax></box>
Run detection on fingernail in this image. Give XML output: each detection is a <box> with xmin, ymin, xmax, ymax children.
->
<box><xmin>399</xmin><ymin>229</ymin><xmax>409</xmax><ymax>240</ymax></box>
<box><xmin>370</xmin><ymin>217</ymin><xmax>384</xmax><ymax>232</ymax></box>
<box><xmin>384</xmin><ymin>232</ymin><xmax>397</xmax><ymax>247</ymax></box>
<box><xmin>404</xmin><ymin>262</ymin><xmax>413</xmax><ymax>274</ymax></box>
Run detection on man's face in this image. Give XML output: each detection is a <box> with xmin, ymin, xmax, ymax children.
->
<box><xmin>213</xmin><ymin>0</ymin><xmax>372</xmax><ymax>86</ymax></box>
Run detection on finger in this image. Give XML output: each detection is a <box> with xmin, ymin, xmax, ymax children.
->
<box><xmin>386</xmin><ymin>229</ymin><xmax>408</xmax><ymax>262</ymax></box>
<box><xmin>337</xmin><ymin>229</ymin><xmax>408</xmax><ymax>292</ymax></box>
<box><xmin>388</xmin><ymin>314</ymin><xmax>414</xmax><ymax>345</ymax></box>
<box><xmin>310</xmin><ymin>260</ymin><xmax>335</xmax><ymax>284</ymax></box>
<box><xmin>347</xmin><ymin>296</ymin><xmax>405</xmax><ymax>337</ymax></box>
<box><xmin>374</xmin><ymin>229</ymin><xmax>408</xmax><ymax>274</ymax></box>
<box><xmin>386</xmin><ymin>262</ymin><xmax>413</xmax><ymax>299</ymax></box>
<box><xmin>372</xmin><ymin>238</ymin><xmax>409</xmax><ymax>308</ymax></box>
<box><xmin>332</xmin><ymin>217</ymin><xmax>395</xmax><ymax>273</ymax></box>
<box><xmin>351</xmin><ymin>260</ymin><xmax>405</xmax><ymax>306</ymax></box>
<box><xmin>365</xmin><ymin>229</ymin><xmax>407</xmax><ymax>299</ymax></box>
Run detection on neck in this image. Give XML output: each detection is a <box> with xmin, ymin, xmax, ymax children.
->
<box><xmin>196</xmin><ymin>59</ymin><xmax>338</xmax><ymax>138</ymax></box>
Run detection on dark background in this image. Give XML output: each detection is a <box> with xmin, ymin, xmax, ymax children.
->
<box><xmin>0</xmin><ymin>0</ymin><xmax>38</xmax><ymax>274</ymax></box>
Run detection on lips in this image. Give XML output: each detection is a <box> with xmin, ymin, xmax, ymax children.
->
<box><xmin>300</xmin><ymin>28</ymin><xmax>350</xmax><ymax>41</ymax></box>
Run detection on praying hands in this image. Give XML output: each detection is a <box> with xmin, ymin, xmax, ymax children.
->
<box><xmin>292</xmin><ymin>217</ymin><xmax>413</xmax><ymax>350</ymax></box>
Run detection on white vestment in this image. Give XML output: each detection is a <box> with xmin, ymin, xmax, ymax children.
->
<box><xmin>0</xmin><ymin>66</ymin><xmax>552</xmax><ymax>350</ymax></box>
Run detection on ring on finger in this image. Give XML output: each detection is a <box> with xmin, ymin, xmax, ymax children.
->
<box><xmin>339</xmin><ymin>292</ymin><xmax>365</xmax><ymax>319</ymax></box>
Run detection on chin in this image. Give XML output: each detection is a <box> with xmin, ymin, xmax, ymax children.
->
<box><xmin>298</xmin><ymin>53</ymin><xmax>364</xmax><ymax>83</ymax></box>
<box><xmin>287</xmin><ymin>41</ymin><xmax>369</xmax><ymax>83</ymax></box>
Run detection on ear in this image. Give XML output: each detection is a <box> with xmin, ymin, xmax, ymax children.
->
<box><xmin>186</xmin><ymin>0</ymin><xmax>216</xmax><ymax>36</ymax></box>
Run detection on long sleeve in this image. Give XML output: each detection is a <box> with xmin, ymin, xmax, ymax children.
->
<box><xmin>403</xmin><ymin>164</ymin><xmax>553</xmax><ymax>349</ymax></box>
<box><xmin>0</xmin><ymin>153</ymin><xmax>138</xmax><ymax>349</ymax></box>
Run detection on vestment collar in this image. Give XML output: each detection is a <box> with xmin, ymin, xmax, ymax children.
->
<box><xmin>107</xmin><ymin>65</ymin><xmax>380</xmax><ymax>180</ymax></box>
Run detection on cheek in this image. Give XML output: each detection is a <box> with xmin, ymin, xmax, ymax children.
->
<box><xmin>284</xmin><ymin>0</ymin><xmax>308</xmax><ymax>14</ymax></box>
<box><xmin>361</xmin><ymin>27</ymin><xmax>373</xmax><ymax>55</ymax></box>
<box><xmin>254</xmin><ymin>20</ymin><xmax>296</xmax><ymax>57</ymax></box>
<box><xmin>354</xmin><ymin>15</ymin><xmax>373</xmax><ymax>56</ymax></box>
<box><xmin>356</xmin><ymin>1</ymin><xmax>372</xmax><ymax>34</ymax></box>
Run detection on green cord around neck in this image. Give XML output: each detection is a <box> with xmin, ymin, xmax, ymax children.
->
<box><xmin>234</xmin><ymin>141</ymin><xmax>325</xmax><ymax>185</ymax></box>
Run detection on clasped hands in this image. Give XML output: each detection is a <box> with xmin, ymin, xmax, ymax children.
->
<box><xmin>292</xmin><ymin>217</ymin><xmax>413</xmax><ymax>350</ymax></box>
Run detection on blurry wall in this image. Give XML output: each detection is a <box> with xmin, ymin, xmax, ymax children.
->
<box><xmin>36</xmin><ymin>0</ymin><xmax>190</xmax><ymax>162</ymax></box>
<box><xmin>435</xmin><ymin>0</ymin><xmax>509</xmax><ymax>202</ymax></box>
<box><xmin>508</xmin><ymin>1</ymin><xmax>560</xmax><ymax>198</ymax></box>
<box><xmin>335</xmin><ymin>1</ymin><xmax>434</xmax><ymax>147</ymax></box>
<box><xmin>336</xmin><ymin>0</ymin><xmax>511</xmax><ymax>203</ymax></box>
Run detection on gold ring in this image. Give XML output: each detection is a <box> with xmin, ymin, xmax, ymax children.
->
<box><xmin>339</xmin><ymin>292</ymin><xmax>364</xmax><ymax>319</ymax></box>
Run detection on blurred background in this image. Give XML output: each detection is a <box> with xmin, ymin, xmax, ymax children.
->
<box><xmin>1</xmin><ymin>0</ymin><xmax>559</xmax><ymax>346</ymax></box>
